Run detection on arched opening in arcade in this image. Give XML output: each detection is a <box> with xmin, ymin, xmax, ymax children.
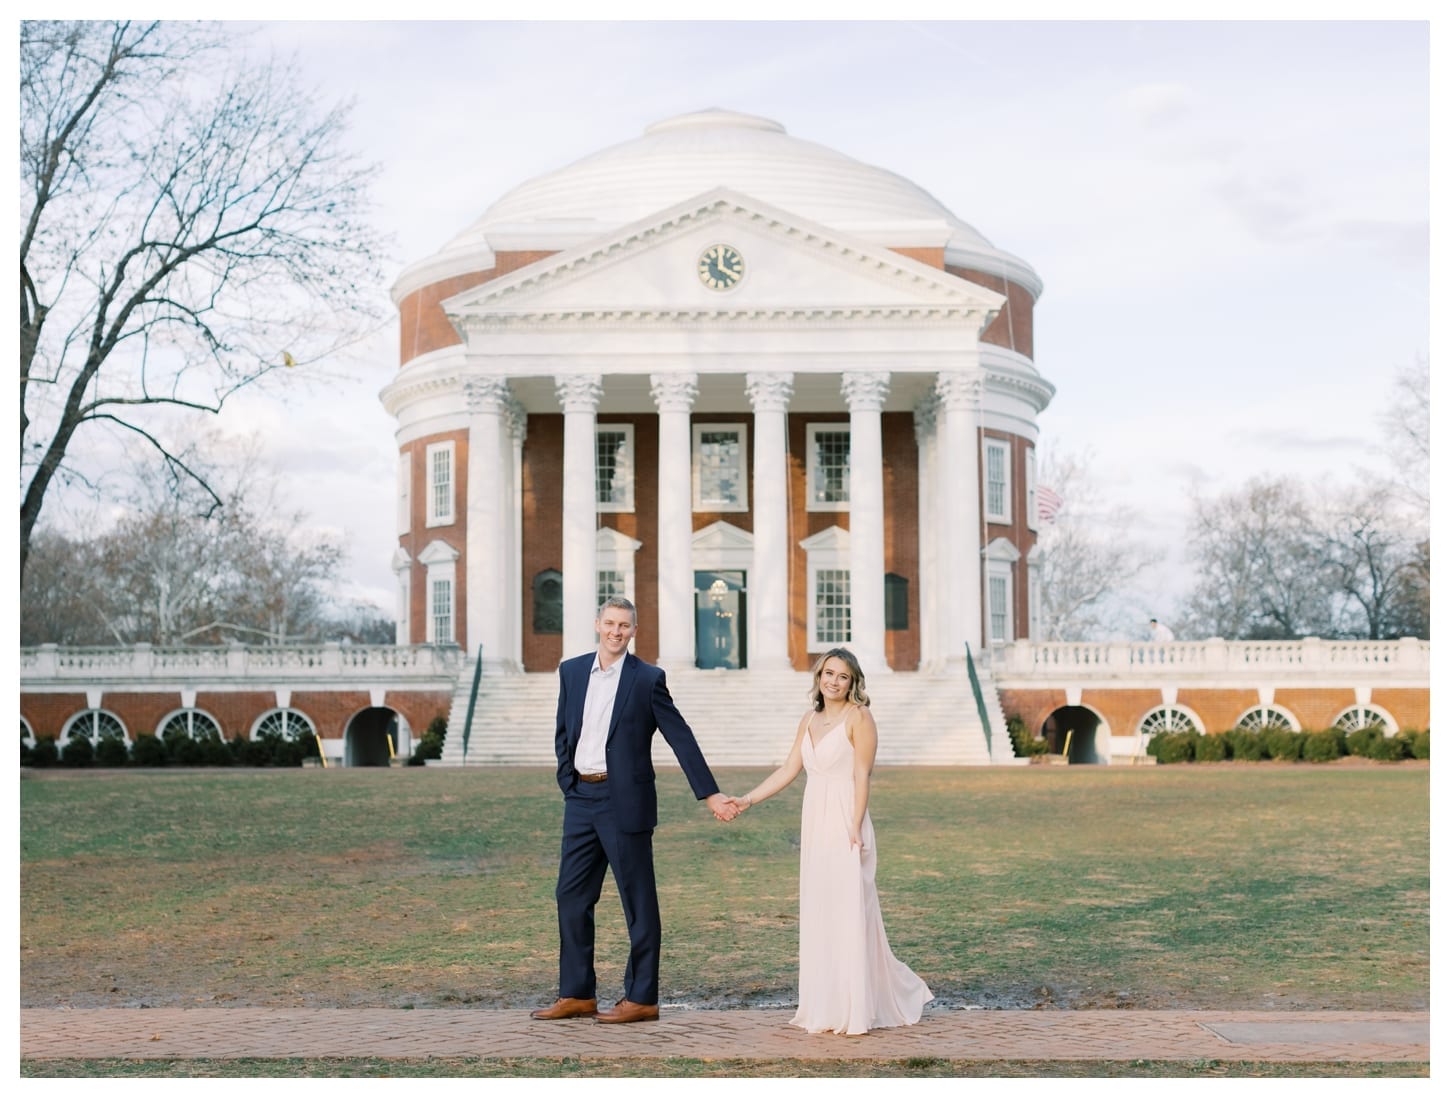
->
<box><xmin>344</xmin><ymin>707</ymin><xmax>408</xmax><ymax>767</ymax></box>
<box><xmin>1040</xmin><ymin>705</ymin><xmax>1107</xmax><ymax>764</ymax></box>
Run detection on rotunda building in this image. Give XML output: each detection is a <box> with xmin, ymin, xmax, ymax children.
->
<box><xmin>382</xmin><ymin>108</ymin><xmax>1054</xmax><ymax>679</ymax></box>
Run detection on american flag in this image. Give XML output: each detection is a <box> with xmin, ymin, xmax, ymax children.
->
<box><xmin>1037</xmin><ymin>485</ymin><xmax>1063</xmax><ymax>524</ymax></box>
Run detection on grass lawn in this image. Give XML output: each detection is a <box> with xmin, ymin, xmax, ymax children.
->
<box><xmin>19</xmin><ymin>763</ymin><xmax>1429</xmax><ymax>1075</ymax></box>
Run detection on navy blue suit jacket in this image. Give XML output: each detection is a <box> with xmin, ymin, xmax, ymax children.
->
<box><xmin>554</xmin><ymin>651</ymin><xmax>720</xmax><ymax>833</ymax></box>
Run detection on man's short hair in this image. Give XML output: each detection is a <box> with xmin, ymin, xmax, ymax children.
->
<box><xmin>597</xmin><ymin>596</ymin><xmax>637</xmax><ymax>624</ymax></box>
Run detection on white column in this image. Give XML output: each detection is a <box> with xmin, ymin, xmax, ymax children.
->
<box><xmin>841</xmin><ymin>371</ymin><xmax>891</xmax><ymax>674</ymax></box>
<box><xmin>555</xmin><ymin>374</ymin><xmax>603</xmax><ymax>657</ymax></box>
<box><xmin>506</xmin><ymin>396</ymin><xmax>528</xmax><ymax>672</ymax></box>
<box><xmin>464</xmin><ymin>376</ymin><xmax>511</xmax><ymax>670</ymax></box>
<box><xmin>746</xmin><ymin>371</ymin><xmax>795</xmax><ymax>669</ymax></box>
<box><xmin>650</xmin><ymin>372</ymin><xmax>699</xmax><ymax>671</ymax></box>
<box><xmin>914</xmin><ymin>393</ymin><xmax>940</xmax><ymax>671</ymax></box>
<box><xmin>936</xmin><ymin>369</ymin><xmax>984</xmax><ymax>659</ymax></box>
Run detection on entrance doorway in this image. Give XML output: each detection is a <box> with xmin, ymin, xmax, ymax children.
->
<box><xmin>345</xmin><ymin>707</ymin><xmax>402</xmax><ymax>766</ymax></box>
<box><xmin>1041</xmin><ymin>705</ymin><xmax>1104</xmax><ymax>764</ymax></box>
<box><xmin>695</xmin><ymin>570</ymin><xmax>746</xmax><ymax>670</ymax></box>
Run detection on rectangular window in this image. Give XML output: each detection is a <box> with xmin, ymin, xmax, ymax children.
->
<box><xmin>596</xmin><ymin>425</ymin><xmax>635</xmax><ymax>512</ymax></box>
<box><xmin>430</xmin><ymin>578</ymin><xmax>453</xmax><ymax>644</ymax></box>
<box><xmin>984</xmin><ymin>439</ymin><xmax>1011</xmax><ymax>524</ymax></box>
<box><xmin>806</xmin><ymin>424</ymin><xmax>850</xmax><ymax>512</ymax></box>
<box><xmin>398</xmin><ymin>452</ymin><xmax>412</xmax><ymax>536</ymax></box>
<box><xmin>693</xmin><ymin>423</ymin><xmax>748</xmax><ymax>511</ymax></box>
<box><xmin>814</xmin><ymin>568</ymin><xmax>852</xmax><ymax>646</ymax></box>
<box><xmin>426</xmin><ymin>442</ymin><xmax>455</xmax><ymax>527</ymax></box>
<box><xmin>597</xmin><ymin>569</ymin><xmax>626</xmax><ymax>606</ymax></box>
<box><xmin>988</xmin><ymin>573</ymin><xmax>1009</xmax><ymax>643</ymax></box>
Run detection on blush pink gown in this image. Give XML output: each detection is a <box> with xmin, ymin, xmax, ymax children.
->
<box><xmin>790</xmin><ymin>715</ymin><xmax>933</xmax><ymax>1034</ymax></box>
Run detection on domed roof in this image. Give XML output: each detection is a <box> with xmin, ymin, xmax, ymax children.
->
<box><xmin>401</xmin><ymin>109</ymin><xmax>1040</xmax><ymax>297</ymax></box>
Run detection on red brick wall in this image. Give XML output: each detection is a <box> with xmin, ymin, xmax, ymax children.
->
<box><xmin>195</xmin><ymin>692</ymin><xmax>279</xmax><ymax>738</ymax></box>
<box><xmin>398</xmin><ymin>430</ymin><xmax>469</xmax><ymax>645</ymax></box>
<box><xmin>522</xmin><ymin>415</ymin><xmax>565</xmax><ymax>671</ymax></box>
<box><xmin>997</xmin><ymin>688</ymin><xmax>1068</xmax><ymax>738</ymax></box>
<box><xmin>1274</xmin><ymin>689</ymin><xmax>1357</xmax><ymax>732</ymax></box>
<box><xmin>948</xmin><ymin>266</ymin><xmax>1035</xmax><ymax>359</ymax></box>
<box><xmin>882</xmin><ymin>413</ymin><xmax>920</xmax><ymax>670</ymax></box>
<box><xmin>21</xmin><ymin>693</ymin><xmax>90</xmax><ymax>740</ymax></box>
<box><xmin>397</xmin><ymin>251</ymin><xmax>559</xmax><ymax>365</ymax></box>
<box><xmin>889</xmin><ymin>246</ymin><xmax>945</xmax><ymax>269</ymax></box>
<box><xmin>1372</xmin><ymin>688</ymin><xmax>1430</xmax><ymax>731</ymax></box>
<box><xmin>1176</xmin><ymin>689</ymin><xmax>1260</xmax><ymax>734</ymax></box>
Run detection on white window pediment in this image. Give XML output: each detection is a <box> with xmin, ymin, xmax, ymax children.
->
<box><xmin>441</xmin><ymin>189</ymin><xmax>1006</xmax><ymax>322</ymax></box>
<box><xmin>798</xmin><ymin>525</ymin><xmax>851</xmax><ymax>556</ymax></box>
<box><xmin>693</xmin><ymin>520</ymin><xmax>753</xmax><ymax>572</ymax></box>
<box><xmin>597</xmin><ymin>525</ymin><xmax>643</xmax><ymax>561</ymax></box>
<box><xmin>391</xmin><ymin>546</ymin><xmax>414</xmax><ymax>572</ymax></box>
<box><xmin>417</xmin><ymin>540</ymin><xmax>460</xmax><ymax>567</ymax></box>
<box><xmin>985</xmin><ymin>536</ymin><xmax>1021</xmax><ymax>563</ymax></box>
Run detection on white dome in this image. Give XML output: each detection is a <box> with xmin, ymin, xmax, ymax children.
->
<box><xmin>409</xmin><ymin>109</ymin><xmax>1040</xmax><ymax>298</ymax></box>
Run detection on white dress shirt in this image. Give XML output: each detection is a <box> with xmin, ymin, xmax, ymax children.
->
<box><xmin>574</xmin><ymin>654</ymin><xmax>622</xmax><ymax>775</ymax></box>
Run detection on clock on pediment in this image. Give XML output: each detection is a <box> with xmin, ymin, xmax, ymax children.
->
<box><xmin>697</xmin><ymin>243</ymin><xmax>744</xmax><ymax>291</ymax></box>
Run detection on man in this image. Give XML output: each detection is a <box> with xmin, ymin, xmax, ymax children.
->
<box><xmin>1148</xmin><ymin>617</ymin><xmax>1176</xmax><ymax>642</ymax></box>
<box><xmin>531</xmin><ymin>596</ymin><xmax>738</xmax><ymax>1025</ymax></box>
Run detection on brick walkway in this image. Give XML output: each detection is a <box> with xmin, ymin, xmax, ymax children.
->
<box><xmin>20</xmin><ymin>1007</ymin><xmax>1429</xmax><ymax>1063</ymax></box>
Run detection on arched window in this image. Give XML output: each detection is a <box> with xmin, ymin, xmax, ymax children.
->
<box><xmin>251</xmin><ymin>708</ymin><xmax>315</xmax><ymax>741</ymax></box>
<box><xmin>1331</xmin><ymin>705</ymin><xmax>1397</xmax><ymax>735</ymax></box>
<box><xmin>61</xmin><ymin>709</ymin><xmax>128</xmax><ymax>744</ymax></box>
<box><xmin>158</xmin><ymin>709</ymin><xmax>223</xmax><ymax>742</ymax></box>
<box><xmin>1234</xmin><ymin>705</ymin><xmax>1299</xmax><ymax>733</ymax></box>
<box><xmin>1137</xmin><ymin>705</ymin><xmax>1204</xmax><ymax>737</ymax></box>
<box><xmin>533</xmin><ymin>569</ymin><xmax>563</xmax><ymax>634</ymax></box>
<box><xmin>21</xmin><ymin>717</ymin><xmax>35</xmax><ymax>748</ymax></box>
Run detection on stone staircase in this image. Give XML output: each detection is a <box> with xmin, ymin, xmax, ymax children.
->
<box><xmin>439</xmin><ymin>658</ymin><xmax>1017</xmax><ymax>767</ymax></box>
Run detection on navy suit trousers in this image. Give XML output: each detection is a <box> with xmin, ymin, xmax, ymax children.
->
<box><xmin>555</xmin><ymin>779</ymin><xmax>661</xmax><ymax>1005</ymax></box>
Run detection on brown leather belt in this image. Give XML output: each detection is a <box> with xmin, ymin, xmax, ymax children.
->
<box><xmin>577</xmin><ymin>772</ymin><xmax>608</xmax><ymax>783</ymax></box>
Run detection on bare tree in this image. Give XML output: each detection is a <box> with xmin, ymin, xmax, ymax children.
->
<box><xmin>1182</xmin><ymin>477</ymin><xmax>1342</xmax><ymax>640</ymax></box>
<box><xmin>1378</xmin><ymin>356</ymin><xmax>1429</xmax><ymax>512</ymax></box>
<box><xmin>20</xmin><ymin>20</ymin><xmax>388</xmax><ymax>580</ymax></box>
<box><xmin>1033</xmin><ymin>449</ymin><xmax>1161</xmax><ymax>641</ymax></box>
<box><xmin>1323</xmin><ymin>483</ymin><xmax>1426</xmax><ymax>640</ymax></box>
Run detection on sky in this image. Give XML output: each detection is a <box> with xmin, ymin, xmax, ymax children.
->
<box><xmin>22</xmin><ymin>7</ymin><xmax>1437</xmax><ymax>634</ymax></box>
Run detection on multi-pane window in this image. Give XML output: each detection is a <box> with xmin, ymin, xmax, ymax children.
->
<box><xmin>984</xmin><ymin>439</ymin><xmax>1011</xmax><ymax>523</ymax></box>
<box><xmin>693</xmin><ymin>424</ymin><xmax>747</xmax><ymax>511</ymax></box>
<box><xmin>807</xmin><ymin>425</ymin><xmax>850</xmax><ymax>512</ymax></box>
<box><xmin>814</xmin><ymin>568</ymin><xmax>852</xmax><ymax>645</ymax></box>
<box><xmin>597</xmin><ymin>569</ymin><xmax>626</xmax><ymax>605</ymax></box>
<box><xmin>159</xmin><ymin>709</ymin><xmax>222</xmax><ymax>742</ymax></box>
<box><xmin>63</xmin><ymin>709</ymin><xmax>127</xmax><ymax>744</ymax></box>
<box><xmin>988</xmin><ymin>573</ymin><xmax>1010</xmax><ymax>643</ymax></box>
<box><xmin>596</xmin><ymin>425</ymin><xmax>635</xmax><ymax>512</ymax></box>
<box><xmin>426</xmin><ymin>442</ymin><xmax>454</xmax><ymax>526</ymax></box>
<box><xmin>430</xmin><ymin>578</ymin><xmax>453</xmax><ymax>644</ymax></box>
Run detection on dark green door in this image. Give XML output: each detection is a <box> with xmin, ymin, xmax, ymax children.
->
<box><xmin>695</xmin><ymin>570</ymin><xmax>746</xmax><ymax>670</ymax></box>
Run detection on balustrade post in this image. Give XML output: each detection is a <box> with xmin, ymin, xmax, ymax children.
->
<box><xmin>226</xmin><ymin>641</ymin><xmax>247</xmax><ymax>674</ymax></box>
<box><xmin>132</xmin><ymin>643</ymin><xmax>154</xmax><ymax>676</ymax></box>
<box><xmin>322</xmin><ymin>641</ymin><xmax>343</xmax><ymax>675</ymax></box>
<box><xmin>1205</xmin><ymin>637</ymin><xmax>1228</xmax><ymax>671</ymax></box>
<box><xmin>36</xmin><ymin>643</ymin><xmax>58</xmax><ymax>676</ymax></box>
<box><xmin>1300</xmin><ymin>636</ymin><xmax>1323</xmax><ymax>674</ymax></box>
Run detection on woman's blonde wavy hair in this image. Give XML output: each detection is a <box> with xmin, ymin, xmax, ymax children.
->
<box><xmin>808</xmin><ymin>647</ymin><xmax>870</xmax><ymax>712</ymax></box>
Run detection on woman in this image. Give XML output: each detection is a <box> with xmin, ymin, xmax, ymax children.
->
<box><xmin>728</xmin><ymin>648</ymin><xmax>932</xmax><ymax>1035</ymax></box>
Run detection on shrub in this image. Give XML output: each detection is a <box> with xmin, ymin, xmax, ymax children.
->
<box><xmin>1405</xmin><ymin>730</ymin><xmax>1430</xmax><ymax>760</ymax></box>
<box><xmin>1261</xmin><ymin>727</ymin><xmax>1305</xmax><ymax>761</ymax></box>
<box><xmin>1345</xmin><ymin>726</ymin><xmax>1382</xmax><ymax>758</ymax></box>
<box><xmin>59</xmin><ymin>735</ymin><xmax>95</xmax><ymax>767</ymax></box>
<box><xmin>1007</xmin><ymin>715</ymin><xmax>1049</xmax><ymax>758</ymax></box>
<box><xmin>409</xmin><ymin>714</ymin><xmax>447</xmax><ymax>766</ymax></box>
<box><xmin>129</xmin><ymin>733</ymin><xmax>168</xmax><ymax>767</ymax></box>
<box><xmin>1226</xmin><ymin>728</ymin><xmax>1268</xmax><ymax>760</ymax></box>
<box><xmin>1195</xmin><ymin>732</ymin><xmax>1229</xmax><ymax>761</ymax></box>
<box><xmin>1367</xmin><ymin>732</ymin><xmax>1408</xmax><ymax>761</ymax></box>
<box><xmin>1301</xmin><ymin>729</ymin><xmax>1345</xmax><ymax>763</ymax></box>
<box><xmin>297</xmin><ymin>732</ymin><xmax>321</xmax><ymax>766</ymax></box>
<box><xmin>94</xmin><ymin>735</ymin><xmax>131</xmax><ymax>767</ymax></box>
<box><xmin>27</xmin><ymin>736</ymin><xmax>58</xmax><ymax>768</ymax></box>
<box><xmin>1147</xmin><ymin>731</ymin><xmax>1195</xmax><ymax>764</ymax></box>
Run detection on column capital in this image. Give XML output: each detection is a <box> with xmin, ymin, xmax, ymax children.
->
<box><xmin>745</xmin><ymin>371</ymin><xmax>795</xmax><ymax>412</ymax></box>
<box><xmin>505</xmin><ymin>395</ymin><xmax>528</xmax><ymax>444</ymax></box>
<box><xmin>649</xmin><ymin>372</ymin><xmax>699</xmax><ymax>413</ymax></box>
<box><xmin>463</xmin><ymin>375</ymin><xmax>512</xmax><ymax>414</ymax></box>
<box><xmin>554</xmin><ymin>373</ymin><xmax>603</xmax><ymax>413</ymax></box>
<box><xmin>913</xmin><ymin>391</ymin><xmax>941</xmax><ymax>442</ymax></box>
<box><xmin>841</xmin><ymin>370</ymin><xmax>891</xmax><ymax>412</ymax></box>
<box><xmin>935</xmin><ymin>369</ymin><xmax>984</xmax><ymax>411</ymax></box>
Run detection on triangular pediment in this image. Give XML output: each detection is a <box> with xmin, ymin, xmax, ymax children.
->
<box><xmin>442</xmin><ymin>188</ymin><xmax>1004</xmax><ymax>326</ymax></box>
<box><xmin>798</xmin><ymin>525</ymin><xmax>850</xmax><ymax>552</ymax></box>
<box><xmin>692</xmin><ymin>520</ymin><xmax>754</xmax><ymax>553</ymax></box>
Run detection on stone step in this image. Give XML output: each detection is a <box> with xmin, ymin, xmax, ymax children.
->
<box><xmin>439</xmin><ymin>665</ymin><xmax>1007</xmax><ymax>767</ymax></box>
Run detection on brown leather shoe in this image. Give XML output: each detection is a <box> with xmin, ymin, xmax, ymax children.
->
<box><xmin>529</xmin><ymin>997</ymin><xmax>597</xmax><ymax>1020</ymax></box>
<box><xmin>594</xmin><ymin>998</ymin><xmax>660</xmax><ymax>1024</ymax></box>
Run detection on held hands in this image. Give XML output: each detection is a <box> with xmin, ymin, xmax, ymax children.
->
<box><xmin>705</xmin><ymin>793</ymin><xmax>740</xmax><ymax>822</ymax></box>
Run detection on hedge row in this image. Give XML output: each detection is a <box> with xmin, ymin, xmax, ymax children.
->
<box><xmin>1146</xmin><ymin>726</ymin><xmax>1429</xmax><ymax>764</ymax></box>
<box><xmin>21</xmin><ymin>730</ymin><xmax>319</xmax><ymax>769</ymax></box>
